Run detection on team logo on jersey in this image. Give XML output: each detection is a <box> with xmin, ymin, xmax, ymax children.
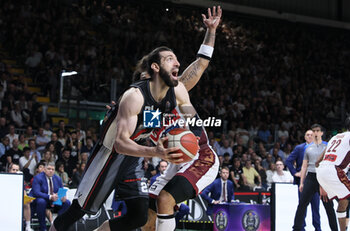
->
<box><xmin>215</xmin><ymin>210</ymin><xmax>228</xmax><ymax>231</ymax></box>
<box><xmin>143</xmin><ymin>109</ymin><xmax>161</xmax><ymax>128</ymax></box>
<box><xmin>242</xmin><ymin>209</ymin><xmax>260</xmax><ymax>231</ymax></box>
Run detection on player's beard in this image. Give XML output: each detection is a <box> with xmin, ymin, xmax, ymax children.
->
<box><xmin>159</xmin><ymin>66</ymin><xmax>178</xmax><ymax>87</ymax></box>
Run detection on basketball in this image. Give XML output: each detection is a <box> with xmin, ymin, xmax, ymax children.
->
<box><xmin>166</xmin><ymin>128</ymin><xmax>199</xmax><ymax>163</ymax></box>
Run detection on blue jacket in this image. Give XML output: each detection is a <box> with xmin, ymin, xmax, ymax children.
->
<box><xmin>201</xmin><ymin>178</ymin><xmax>234</xmax><ymax>214</ymax></box>
<box><xmin>150</xmin><ymin>173</ymin><xmax>160</xmax><ymax>186</ymax></box>
<box><xmin>31</xmin><ymin>172</ymin><xmax>63</xmax><ymax>201</ymax></box>
<box><xmin>286</xmin><ymin>143</ymin><xmax>307</xmax><ymax>185</ymax></box>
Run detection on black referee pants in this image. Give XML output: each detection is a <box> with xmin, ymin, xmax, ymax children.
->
<box><xmin>293</xmin><ymin>172</ymin><xmax>338</xmax><ymax>231</ymax></box>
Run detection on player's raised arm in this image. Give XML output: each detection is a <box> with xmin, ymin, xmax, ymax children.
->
<box><xmin>114</xmin><ymin>88</ymin><xmax>183</xmax><ymax>163</ymax></box>
<box><xmin>180</xmin><ymin>6</ymin><xmax>222</xmax><ymax>91</ymax></box>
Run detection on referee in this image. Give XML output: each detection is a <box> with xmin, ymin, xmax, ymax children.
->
<box><xmin>292</xmin><ymin>124</ymin><xmax>338</xmax><ymax>231</ymax></box>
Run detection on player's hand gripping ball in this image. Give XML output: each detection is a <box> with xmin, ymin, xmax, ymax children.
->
<box><xmin>166</xmin><ymin>128</ymin><xmax>199</xmax><ymax>163</ymax></box>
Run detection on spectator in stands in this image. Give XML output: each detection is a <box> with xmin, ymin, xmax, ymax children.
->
<box><xmin>18</xmin><ymin>134</ymin><xmax>28</xmax><ymax>151</ymax></box>
<box><xmin>209</xmin><ymin>137</ymin><xmax>219</xmax><ymax>154</ymax></box>
<box><xmin>57</xmin><ymin>129</ymin><xmax>66</xmax><ymax>147</ymax></box>
<box><xmin>55</xmin><ymin>161</ymin><xmax>69</xmax><ymax>187</ymax></box>
<box><xmin>46</xmin><ymin>143</ymin><xmax>58</xmax><ymax>162</ymax></box>
<box><xmin>6</xmin><ymin>124</ymin><xmax>18</xmax><ymax>147</ymax></box>
<box><xmin>230</xmin><ymin>158</ymin><xmax>245</xmax><ymax>191</ymax></box>
<box><xmin>262</xmin><ymin>153</ymin><xmax>273</xmax><ymax>170</ymax></box>
<box><xmin>277</xmin><ymin>124</ymin><xmax>289</xmax><ymax>140</ymax></box>
<box><xmin>21</xmin><ymin>101</ymin><xmax>32</xmax><ymax>126</ymax></box>
<box><xmin>236</xmin><ymin>121</ymin><xmax>250</xmax><ymax>146</ymax></box>
<box><xmin>18</xmin><ymin>95</ymin><xmax>27</xmax><ymax>110</ymax></box>
<box><xmin>208</xmin><ymin>131</ymin><xmax>220</xmax><ymax>153</ymax></box>
<box><xmin>218</xmin><ymin>139</ymin><xmax>233</xmax><ymax>159</ymax></box>
<box><xmin>25</xmin><ymin>47</ymin><xmax>42</xmax><ymax>70</ymax></box>
<box><xmin>71</xmin><ymin>162</ymin><xmax>86</xmax><ymax>188</ymax></box>
<box><xmin>232</xmin><ymin>144</ymin><xmax>244</xmax><ymax>160</ymax></box>
<box><xmin>24</xmin><ymin>126</ymin><xmax>35</xmax><ymax>142</ymax></box>
<box><xmin>257</xmin><ymin>124</ymin><xmax>271</xmax><ymax>143</ymax></box>
<box><xmin>266</xmin><ymin>162</ymin><xmax>276</xmax><ymax>187</ymax></box>
<box><xmin>272</xmin><ymin>160</ymin><xmax>293</xmax><ymax>183</ymax></box>
<box><xmin>31</xmin><ymin>162</ymin><xmax>70</xmax><ymax>231</ymax></box>
<box><xmin>4</xmin><ymin>90</ymin><xmax>16</xmax><ymax>111</ymax></box>
<box><xmin>34</xmin><ymin>162</ymin><xmax>46</xmax><ymax>176</ymax></box>
<box><xmin>257</xmin><ymin>142</ymin><xmax>267</xmax><ymax>157</ymax></box>
<box><xmin>80</xmin><ymin>136</ymin><xmax>94</xmax><ymax>155</ymax></box>
<box><xmin>65</xmin><ymin>130</ymin><xmax>81</xmax><ymax>163</ymax></box>
<box><xmin>232</xmin><ymin>136</ymin><xmax>247</xmax><ymax>154</ymax></box>
<box><xmin>4</xmin><ymin>138</ymin><xmax>22</xmax><ymax>169</ymax></box>
<box><xmin>246</xmin><ymin>139</ymin><xmax>257</xmax><ymax>151</ymax></box>
<box><xmin>29</xmin><ymin>139</ymin><xmax>41</xmax><ymax>163</ymax></box>
<box><xmin>0</xmin><ymin>117</ymin><xmax>8</xmax><ymax>139</ymax></box>
<box><xmin>254</xmin><ymin>159</ymin><xmax>267</xmax><ymax>190</ymax></box>
<box><xmin>43</xmin><ymin>121</ymin><xmax>53</xmax><ymax>141</ymax></box>
<box><xmin>46</xmin><ymin>132</ymin><xmax>63</xmax><ymax>159</ymax></box>
<box><xmin>0</xmin><ymin>136</ymin><xmax>10</xmax><ymax>168</ymax></box>
<box><xmin>42</xmin><ymin>150</ymin><xmax>54</xmax><ymax>164</ymax></box>
<box><xmin>0</xmin><ymin>106</ymin><xmax>12</xmax><ymax>124</ymax></box>
<box><xmin>30</xmin><ymin>94</ymin><xmax>42</xmax><ymax>127</ymax></box>
<box><xmin>86</xmin><ymin>129</ymin><xmax>98</xmax><ymax>144</ymax></box>
<box><xmin>56</xmin><ymin>120</ymin><xmax>68</xmax><ymax>135</ymax></box>
<box><xmin>242</xmin><ymin>160</ymin><xmax>262</xmax><ymax>190</ymax></box>
<box><xmin>142</xmin><ymin>158</ymin><xmax>156</xmax><ymax>182</ymax></box>
<box><xmin>57</xmin><ymin>148</ymin><xmax>76</xmax><ymax>178</ymax></box>
<box><xmin>201</xmin><ymin>166</ymin><xmax>234</xmax><ymax>215</ymax></box>
<box><xmin>36</xmin><ymin>127</ymin><xmax>50</xmax><ymax>154</ymax></box>
<box><xmin>11</xmin><ymin>102</ymin><xmax>25</xmax><ymax>127</ymax></box>
<box><xmin>79</xmin><ymin>152</ymin><xmax>89</xmax><ymax>165</ymax></box>
<box><xmin>221</xmin><ymin>153</ymin><xmax>233</xmax><ymax>169</ymax></box>
<box><xmin>75</xmin><ymin>121</ymin><xmax>86</xmax><ymax>144</ymax></box>
<box><xmin>19</xmin><ymin>147</ymin><xmax>37</xmax><ymax>183</ymax></box>
<box><xmin>269</xmin><ymin>142</ymin><xmax>286</xmax><ymax>162</ymax></box>
<box><xmin>279</xmin><ymin>135</ymin><xmax>289</xmax><ymax>151</ymax></box>
<box><xmin>248</xmin><ymin>122</ymin><xmax>259</xmax><ymax>139</ymax></box>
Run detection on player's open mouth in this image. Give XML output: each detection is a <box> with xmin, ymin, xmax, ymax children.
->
<box><xmin>172</xmin><ymin>70</ymin><xmax>178</xmax><ymax>79</ymax></box>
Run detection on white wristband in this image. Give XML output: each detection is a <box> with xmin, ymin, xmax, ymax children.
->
<box><xmin>197</xmin><ymin>44</ymin><xmax>214</xmax><ymax>59</ymax></box>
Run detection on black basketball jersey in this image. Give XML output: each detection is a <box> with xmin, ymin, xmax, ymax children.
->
<box><xmin>129</xmin><ymin>79</ymin><xmax>177</xmax><ymax>145</ymax></box>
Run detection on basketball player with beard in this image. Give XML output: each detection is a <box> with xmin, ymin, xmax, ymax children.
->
<box><xmin>95</xmin><ymin>45</ymin><xmax>219</xmax><ymax>231</ymax></box>
<box><xmin>51</xmin><ymin>6</ymin><xmax>221</xmax><ymax>231</ymax></box>
<box><xmin>140</xmin><ymin>8</ymin><xmax>221</xmax><ymax>231</ymax></box>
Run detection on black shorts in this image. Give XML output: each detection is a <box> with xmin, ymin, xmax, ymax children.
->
<box><xmin>163</xmin><ymin>175</ymin><xmax>196</xmax><ymax>204</ymax></box>
<box><xmin>114</xmin><ymin>156</ymin><xmax>149</xmax><ymax>200</ymax></box>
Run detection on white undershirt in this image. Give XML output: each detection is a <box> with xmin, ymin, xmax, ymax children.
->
<box><xmin>219</xmin><ymin>180</ymin><xmax>227</xmax><ymax>202</ymax></box>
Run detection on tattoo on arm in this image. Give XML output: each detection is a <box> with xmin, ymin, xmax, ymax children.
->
<box><xmin>203</xmin><ymin>31</ymin><xmax>216</xmax><ymax>45</ymax></box>
<box><xmin>180</xmin><ymin>61</ymin><xmax>200</xmax><ymax>85</ymax></box>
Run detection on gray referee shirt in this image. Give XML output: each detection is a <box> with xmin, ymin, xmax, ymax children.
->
<box><xmin>303</xmin><ymin>142</ymin><xmax>327</xmax><ymax>173</ymax></box>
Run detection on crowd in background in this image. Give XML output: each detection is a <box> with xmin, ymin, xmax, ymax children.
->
<box><xmin>0</xmin><ymin>0</ymin><xmax>350</xmax><ymax>193</ymax></box>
